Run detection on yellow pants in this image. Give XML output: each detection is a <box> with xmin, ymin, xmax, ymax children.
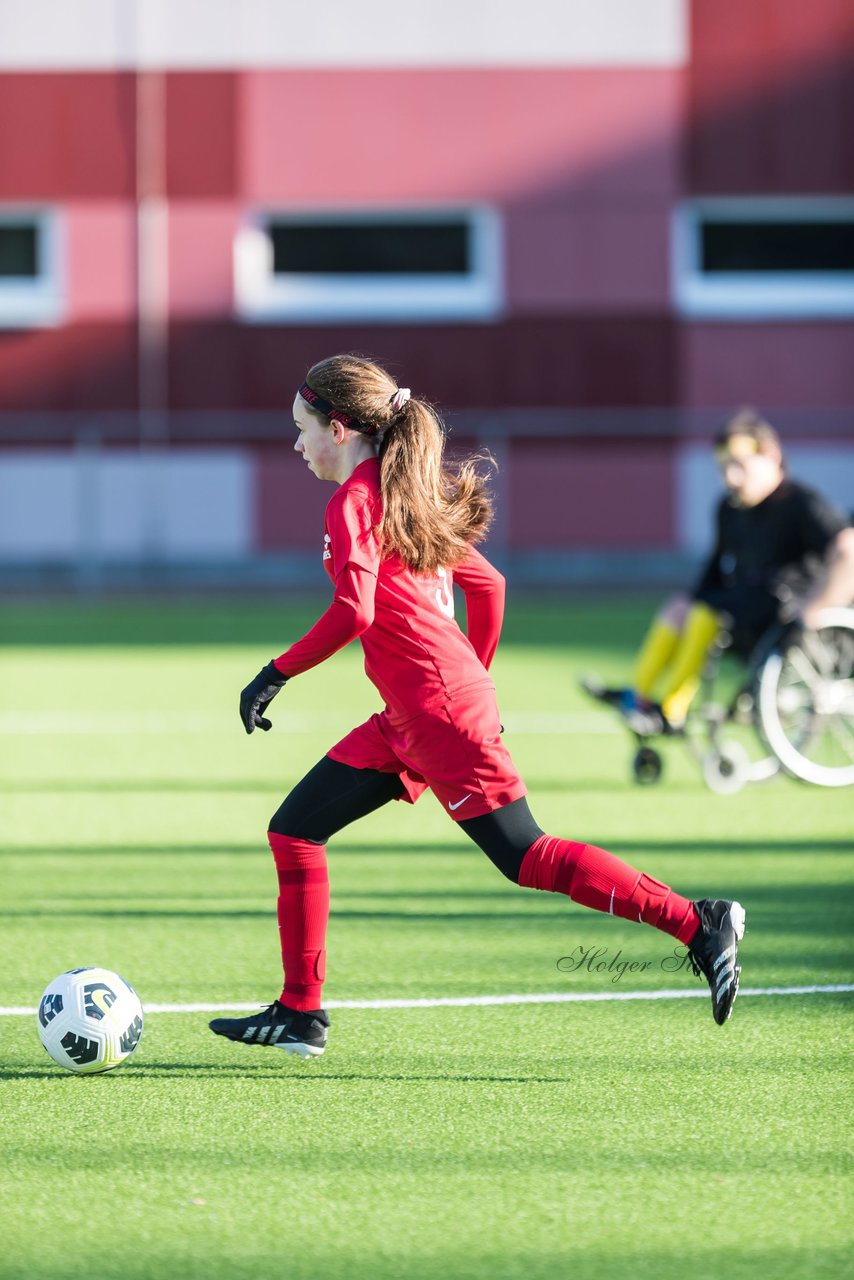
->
<box><xmin>633</xmin><ymin>602</ymin><xmax>721</xmax><ymax>724</ymax></box>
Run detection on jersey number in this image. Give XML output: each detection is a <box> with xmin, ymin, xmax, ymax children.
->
<box><xmin>434</xmin><ymin>568</ymin><xmax>454</xmax><ymax>619</ymax></box>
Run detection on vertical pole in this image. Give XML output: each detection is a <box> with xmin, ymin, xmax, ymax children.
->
<box><xmin>135</xmin><ymin>2</ymin><xmax>169</xmax><ymax>571</ymax></box>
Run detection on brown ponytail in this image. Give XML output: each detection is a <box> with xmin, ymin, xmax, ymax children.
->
<box><xmin>304</xmin><ymin>353</ymin><xmax>494</xmax><ymax>573</ymax></box>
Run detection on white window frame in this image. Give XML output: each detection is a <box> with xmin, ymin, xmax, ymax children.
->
<box><xmin>672</xmin><ymin>197</ymin><xmax>854</xmax><ymax>319</ymax></box>
<box><xmin>0</xmin><ymin>208</ymin><xmax>64</xmax><ymax>328</ymax></box>
<box><xmin>234</xmin><ymin>206</ymin><xmax>503</xmax><ymax>324</ymax></box>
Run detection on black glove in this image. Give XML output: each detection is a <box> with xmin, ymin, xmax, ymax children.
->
<box><xmin>240</xmin><ymin>661</ymin><xmax>288</xmax><ymax>734</ymax></box>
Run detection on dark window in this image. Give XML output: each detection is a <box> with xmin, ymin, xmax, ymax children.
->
<box><xmin>270</xmin><ymin>220</ymin><xmax>470</xmax><ymax>276</ymax></box>
<box><xmin>702</xmin><ymin>220</ymin><xmax>854</xmax><ymax>274</ymax></box>
<box><xmin>0</xmin><ymin>224</ymin><xmax>38</xmax><ymax>278</ymax></box>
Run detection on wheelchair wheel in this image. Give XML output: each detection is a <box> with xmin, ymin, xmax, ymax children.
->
<box><xmin>702</xmin><ymin>740</ymin><xmax>750</xmax><ymax>795</ymax></box>
<box><xmin>756</xmin><ymin>608</ymin><xmax>854</xmax><ymax>788</ymax></box>
<box><xmin>633</xmin><ymin>745</ymin><xmax>663</xmax><ymax>785</ymax></box>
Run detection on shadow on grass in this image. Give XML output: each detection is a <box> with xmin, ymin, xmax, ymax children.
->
<box><xmin>0</xmin><ymin>780</ymin><xmax>307</xmax><ymax>795</ymax></box>
<box><xmin>4</xmin><ymin>880</ymin><xmax>853</xmax><ymax>932</ymax></box>
<box><xmin>0</xmin><ymin>842</ymin><xmax>473</xmax><ymax>858</ymax></box>
<box><xmin>1</xmin><ymin>906</ymin><xmax>578</xmax><ymax>921</ymax></box>
<box><xmin>3</xmin><ymin>838</ymin><xmax>852</xmax><ymax>859</ymax></box>
<box><xmin>0</xmin><ymin>594</ymin><xmax>655</xmax><ymax>650</ymax></box>
<box><xmin>0</xmin><ymin>776</ymin><xmax>641</xmax><ymax>795</ymax></box>
<box><xmin>0</xmin><ymin>1063</ymin><xmax>576</xmax><ymax>1083</ymax></box>
<box><xmin>33</xmin><ymin>882</ymin><xmax>854</xmax><ymax>908</ymax></box>
<box><xmin>6</xmin><ymin>1036</ymin><xmax>852</xmax><ymax>1086</ymax></box>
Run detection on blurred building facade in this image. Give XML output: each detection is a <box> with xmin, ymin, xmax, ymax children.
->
<box><xmin>0</xmin><ymin>0</ymin><xmax>852</xmax><ymax>585</ymax></box>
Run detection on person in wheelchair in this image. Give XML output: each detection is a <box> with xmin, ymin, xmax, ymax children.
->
<box><xmin>585</xmin><ymin>408</ymin><xmax>854</xmax><ymax>738</ymax></box>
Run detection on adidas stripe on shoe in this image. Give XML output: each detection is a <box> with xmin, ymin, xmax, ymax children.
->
<box><xmin>209</xmin><ymin>1001</ymin><xmax>329</xmax><ymax>1059</ymax></box>
<box><xmin>687</xmin><ymin>899</ymin><xmax>746</xmax><ymax>1025</ymax></box>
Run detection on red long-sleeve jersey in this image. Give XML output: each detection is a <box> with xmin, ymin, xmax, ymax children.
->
<box><xmin>273</xmin><ymin>458</ymin><xmax>505</xmax><ymax>717</ymax></box>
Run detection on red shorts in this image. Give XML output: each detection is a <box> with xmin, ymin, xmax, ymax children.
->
<box><xmin>327</xmin><ymin>683</ymin><xmax>526</xmax><ymax>821</ymax></box>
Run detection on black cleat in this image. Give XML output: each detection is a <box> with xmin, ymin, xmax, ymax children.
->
<box><xmin>687</xmin><ymin>899</ymin><xmax>746</xmax><ymax>1025</ymax></box>
<box><xmin>209</xmin><ymin>1001</ymin><xmax>329</xmax><ymax>1059</ymax></box>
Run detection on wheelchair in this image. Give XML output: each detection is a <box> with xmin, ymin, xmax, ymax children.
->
<box><xmin>599</xmin><ymin>607</ymin><xmax>854</xmax><ymax>794</ymax></box>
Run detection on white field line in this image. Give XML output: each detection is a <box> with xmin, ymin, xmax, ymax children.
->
<box><xmin>0</xmin><ymin>712</ymin><xmax>618</xmax><ymax>737</ymax></box>
<box><xmin>2</xmin><ymin>983</ymin><xmax>852</xmax><ymax>1017</ymax></box>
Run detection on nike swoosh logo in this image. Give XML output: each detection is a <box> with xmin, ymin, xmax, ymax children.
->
<box><xmin>448</xmin><ymin>794</ymin><xmax>472</xmax><ymax>811</ymax></box>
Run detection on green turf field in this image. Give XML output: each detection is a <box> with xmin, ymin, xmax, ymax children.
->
<box><xmin>1</xmin><ymin>594</ymin><xmax>852</xmax><ymax>1280</ymax></box>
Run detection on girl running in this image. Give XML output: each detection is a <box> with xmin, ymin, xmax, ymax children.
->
<box><xmin>210</xmin><ymin>354</ymin><xmax>745</xmax><ymax>1058</ymax></box>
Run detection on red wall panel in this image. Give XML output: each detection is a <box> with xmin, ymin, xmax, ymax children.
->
<box><xmin>167</xmin><ymin>317</ymin><xmax>677</xmax><ymax>411</ymax></box>
<box><xmin>165</xmin><ymin>74</ymin><xmax>237</xmax><ymax>198</ymax></box>
<box><xmin>255</xmin><ymin>445</ymin><xmax>328</xmax><ymax>552</ymax></box>
<box><xmin>681</xmin><ymin>323</ymin><xmax>854</xmax><ymax>409</ymax></box>
<box><xmin>687</xmin><ymin>0</ymin><xmax>854</xmax><ymax>193</ymax></box>
<box><xmin>691</xmin><ymin>0</ymin><xmax>854</xmax><ymax>65</ymax></box>
<box><xmin>256</xmin><ymin>438</ymin><xmax>675</xmax><ymax>554</ymax></box>
<box><xmin>242</xmin><ymin>68</ymin><xmax>682</xmax><ymax>205</ymax></box>
<box><xmin>0</xmin><ymin>74</ymin><xmax>135</xmax><ymax>198</ymax></box>
<box><xmin>0</xmin><ymin>324</ymin><xmax>138</xmax><ymax>411</ymax></box>
<box><xmin>507</xmin><ymin>440</ymin><xmax>674</xmax><ymax>548</ymax></box>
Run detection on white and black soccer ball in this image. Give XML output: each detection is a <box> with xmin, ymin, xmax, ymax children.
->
<box><xmin>37</xmin><ymin>967</ymin><xmax>144</xmax><ymax>1075</ymax></box>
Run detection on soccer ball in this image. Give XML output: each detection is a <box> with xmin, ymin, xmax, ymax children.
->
<box><xmin>37</xmin><ymin>967</ymin><xmax>144</xmax><ymax>1075</ymax></box>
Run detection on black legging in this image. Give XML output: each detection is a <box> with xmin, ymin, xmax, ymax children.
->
<box><xmin>269</xmin><ymin>756</ymin><xmax>544</xmax><ymax>883</ymax></box>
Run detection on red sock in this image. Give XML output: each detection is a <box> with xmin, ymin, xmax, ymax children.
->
<box><xmin>518</xmin><ymin>834</ymin><xmax>699</xmax><ymax>944</ymax></box>
<box><xmin>268</xmin><ymin>832</ymin><xmax>330</xmax><ymax>1011</ymax></box>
